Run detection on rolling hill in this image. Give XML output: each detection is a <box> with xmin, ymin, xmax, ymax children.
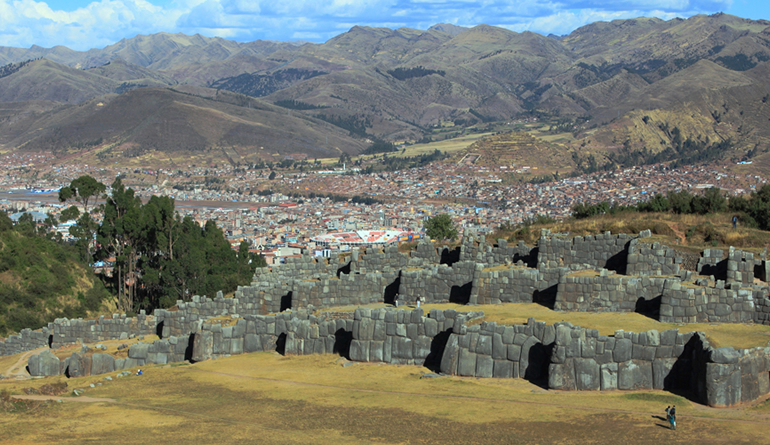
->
<box><xmin>0</xmin><ymin>13</ymin><xmax>770</xmax><ymax>167</ymax></box>
<box><xmin>0</xmin><ymin>87</ymin><xmax>365</xmax><ymax>163</ymax></box>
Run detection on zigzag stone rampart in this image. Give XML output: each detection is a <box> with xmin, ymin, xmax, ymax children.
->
<box><xmin>9</xmin><ymin>229</ymin><xmax>770</xmax><ymax>407</ymax></box>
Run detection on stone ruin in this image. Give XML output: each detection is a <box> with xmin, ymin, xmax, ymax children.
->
<box><xmin>8</xmin><ymin>229</ymin><xmax>770</xmax><ymax>408</ymax></box>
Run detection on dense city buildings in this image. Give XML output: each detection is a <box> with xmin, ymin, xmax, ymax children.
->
<box><xmin>0</xmin><ymin>150</ymin><xmax>766</xmax><ymax>266</ymax></box>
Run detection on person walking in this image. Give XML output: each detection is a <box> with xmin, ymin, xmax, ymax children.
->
<box><xmin>732</xmin><ymin>215</ymin><xmax>738</xmax><ymax>229</ymax></box>
<box><xmin>669</xmin><ymin>405</ymin><xmax>676</xmax><ymax>430</ymax></box>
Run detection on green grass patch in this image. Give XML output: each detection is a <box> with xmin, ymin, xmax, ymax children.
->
<box><xmin>621</xmin><ymin>392</ymin><xmax>687</xmax><ymax>404</ymax></box>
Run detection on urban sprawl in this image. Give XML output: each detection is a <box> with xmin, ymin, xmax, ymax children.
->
<box><xmin>1</xmin><ymin>151</ymin><xmax>766</xmax><ymax>266</ymax></box>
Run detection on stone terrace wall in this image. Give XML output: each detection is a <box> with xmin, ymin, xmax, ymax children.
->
<box><xmin>154</xmin><ymin>293</ymin><xmax>249</xmax><ymax>338</ymax></box>
<box><xmin>548</xmin><ymin>325</ymin><xmax>709</xmax><ymax>397</ymax></box>
<box><xmin>707</xmin><ymin>347</ymin><xmax>770</xmax><ymax>407</ymax></box>
<box><xmin>537</xmin><ymin>230</ymin><xmax>638</xmax><ymax>272</ymax></box>
<box><xmin>440</xmin><ymin>318</ymin><xmax>555</xmax><ymax>380</ymax></box>
<box><xmin>728</xmin><ymin>248</ymin><xmax>755</xmax><ymax>285</ymax></box>
<box><xmin>49</xmin><ymin>313</ymin><xmax>156</xmax><ymax>349</ymax></box>
<box><xmin>474</xmin><ymin>265</ymin><xmax>569</xmax><ymax>306</ymax></box>
<box><xmin>348</xmin><ymin>308</ymin><xmax>480</xmax><ymax>366</ymax></box>
<box><xmin>30</xmin><ymin>307</ymin><xmax>356</xmax><ymax>377</ymax></box>
<box><xmin>27</xmin><ymin>309</ymin><xmax>770</xmax><ymax>408</ymax></box>
<box><xmin>459</xmin><ymin>233</ymin><xmax>537</xmax><ymax>268</ymax></box>
<box><xmin>659</xmin><ymin>281</ymin><xmax>767</xmax><ymax>324</ymax></box>
<box><xmin>3</xmin><ymin>313</ymin><xmax>155</xmax><ymax>357</ymax></box>
<box><xmin>555</xmin><ymin>272</ymin><xmax>667</xmax><ymax>312</ymax></box>
<box><xmin>756</xmin><ymin>292</ymin><xmax>770</xmax><ymax>326</ymax></box>
<box><xmin>290</xmin><ymin>271</ymin><xmax>398</xmax><ymax>310</ymax></box>
<box><xmin>0</xmin><ymin>327</ymin><xmax>50</xmax><ymax>357</ymax></box>
<box><xmin>398</xmin><ymin>261</ymin><xmax>482</xmax><ymax>305</ymax></box>
<box><xmin>626</xmin><ymin>240</ymin><xmax>681</xmax><ymax>276</ymax></box>
<box><xmin>547</xmin><ymin>323</ymin><xmax>770</xmax><ymax>407</ymax></box>
<box><xmin>28</xmin><ymin>336</ymin><xmax>191</xmax><ymax>378</ymax></box>
<box><xmin>266</xmin><ymin>253</ymin><xmax>343</xmax><ymax>278</ymax></box>
<box><xmin>475</xmin><ymin>267</ymin><xmax>543</xmax><ymax>305</ymax></box>
<box><xmin>697</xmin><ymin>249</ymin><xmax>726</xmax><ymax>279</ymax></box>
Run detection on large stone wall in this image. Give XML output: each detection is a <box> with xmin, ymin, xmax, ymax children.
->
<box><xmin>7</xmin><ymin>230</ymin><xmax>770</xmax><ymax>360</ymax></box>
<box><xmin>440</xmin><ymin>318</ymin><xmax>554</xmax><ymax>380</ymax></box>
<box><xmin>1</xmin><ymin>312</ymin><xmax>156</xmax><ymax>356</ymax></box>
<box><xmin>398</xmin><ymin>261</ymin><xmax>481</xmax><ymax>305</ymax></box>
<box><xmin>9</xmin><ymin>228</ymin><xmax>770</xmax><ymax>409</ymax></box>
<box><xmin>555</xmin><ymin>272</ymin><xmax>667</xmax><ymax>312</ymax></box>
<box><xmin>475</xmin><ymin>267</ymin><xmax>544</xmax><ymax>305</ymax></box>
<box><xmin>26</xmin><ymin>307</ymin><xmax>770</xmax><ymax>408</ymax></box>
<box><xmin>727</xmin><ymin>248</ymin><xmax>756</xmax><ymax>285</ymax></box>
<box><xmin>0</xmin><ymin>328</ymin><xmax>50</xmax><ymax>357</ymax></box>
<box><xmin>537</xmin><ymin>231</ymin><xmax>635</xmax><ymax>272</ymax></box>
<box><xmin>548</xmin><ymin>325</ymin><xmax>709</xmax><ymax>396</ymax></box>
<box><xmin>626</xmin><ymin>239</ymin><xmax>681</xmax><ymax>276</ymax></box>
<box><xmin>659</xmin><ymin>281</ymin><xmax>763</xmax><ymax>324</ymax></box>
<box><xmin>348</xmin><ymin>308</ymin><xmax>481</xmax><ymax>366</ymax></box>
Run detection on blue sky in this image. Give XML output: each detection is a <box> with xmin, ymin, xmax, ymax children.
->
<box><xmin>0</xmin><ymin>0</ymin><xmax>768</xmax><ymax>51</ymax></box>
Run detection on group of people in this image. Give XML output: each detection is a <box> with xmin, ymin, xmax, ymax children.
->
<box><xmin>392</xmin><ymin>294</ymin><xmax>425</xmax><ymax>308</ymax></box>
<box><xmin>665</xmin><ymin>405</ymin><xmax>677</xmax><ymax>430</ymax></box>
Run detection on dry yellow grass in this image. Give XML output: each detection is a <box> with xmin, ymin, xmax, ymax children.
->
<box><xmin>1</xmin><ymin>352</ymin><xmax>769</xmax><ymax>444</ymax></box>
<box><xmin>496</xmin><ymin>210</ymin><xmax>770</xmax><ymax>250</ymax></box>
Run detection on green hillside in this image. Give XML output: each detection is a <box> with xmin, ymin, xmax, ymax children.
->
<box><xmin>0</xmin><ymin>213</ymin><xmax>109</xmax><ymax>336</ymax></box>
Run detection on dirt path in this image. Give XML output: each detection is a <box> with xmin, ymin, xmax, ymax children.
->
<box><xmin>11</xmin><ymin>394</ymin><xmax>116</xmax><ymax>403</ymax></box>
<box><xmin>188</xmin><ymin>368</ymin><xmax>770</xmax><ymax>426</ymax></box>
<box><xmin>3</xmin><ymin>347</ymin><xmax>46</xmax><ymax>380</ymax></box>
<box><xmin>669</xmin><ymin>223</ymin><xmax>686</xmax><ymax>244</ymax></box>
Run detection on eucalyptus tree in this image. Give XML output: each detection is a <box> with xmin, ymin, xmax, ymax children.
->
<box><xmin>98</xmin><ymin>177</ymin><xmax>142</xmax><ymax>313</ymax></box>
<box><xmin>58</xmin><ymin>175</ymin><xmax>107</xmax><ymax>263</ymax></box>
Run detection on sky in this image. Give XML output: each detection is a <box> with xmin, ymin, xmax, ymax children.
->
<box><xmin>0</xmin><ymin>0</ymin><xmax>769</xmax><ymax>51</ymax></box>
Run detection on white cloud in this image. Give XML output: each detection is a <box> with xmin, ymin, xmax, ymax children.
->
<box><xmin>0</xmin><ymin>0</ymin><xmax>741</xmax><ymax>50</ymax></box>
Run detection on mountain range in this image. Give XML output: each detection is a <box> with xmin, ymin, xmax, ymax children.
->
<box><xmin>1</xmin><ymin>13</ymin><xmax>770</xmax><ymax>169</ymax></box>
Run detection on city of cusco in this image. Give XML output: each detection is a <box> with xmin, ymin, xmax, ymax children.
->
<box><xmin>2</xmin><ymin>0</ymin><xmax>770</xmax><ymax>443</ymax></box>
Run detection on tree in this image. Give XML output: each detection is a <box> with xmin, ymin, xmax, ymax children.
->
<box><xmin>268</xmin><ymin>171</ymin><xmax>276</xmax><ymax>180</ymax></box>
<box><xmin>666</xmin><ymin>190</ymin><xmax>693</xmax><ymax>214</ymax></box>
<box><xmin>59</xmin><ymin>175</ymin><xmax>106</xmax><ymax>214</ymax></box>
<box><xmin>694</xmin><ymin>187</ymin><xmax>726</xmax><ymax>215</ymax></box>
<box><xmin>637</xmin><ymin>194</ymin><xmax>669</xmax><ymax>213</ymax></box>
<box><xmin>424</xmin><ymin>214</ymin><xmax>458</xmax><ymax>241</ymax></box>
<box><xmin>98</xmin><ymin>178</ymin><xmax>142</xmax><ymax>312</ymax></box>
<box><xmin>59</xmin><ymin>175</ymin><xmax>106</xmax><ymax>262</ymax></box>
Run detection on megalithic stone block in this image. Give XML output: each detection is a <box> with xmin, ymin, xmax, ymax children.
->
<box><xmin>192</xmin><ymin>331</ymin><xmax>213</xmax><ymax>362</ymax></box>
<box><xmin>706</xmin><ymin>363</ymin><xmax>741</xmax><ymax>407</ymax></box>
<box><xmin>90</xmin><ymin>353</ymin><xmax>115</xmax><ymax>376</ymax></box>
<box><xmin>440</xmin><ymin>334</ymin><xmax>460</xmax><ymax>375</ymax></box>
<box><xmin>600</xmin><ymin>363</ymin><xmax>618</xmax><ymax>390</ymax></box>
<box><xmin>548</xmin><ymin>360</ymin><xmax>576</xmax><ymax>390</ymax></box>
<box><xmin>652</xmin><ymin>358</ymin><xmax>676</xmax><ymax>390</ymax></box>
<box><xmin>457</xmin><ymin>349</ymin><xmax>477</xmax><ymax>377</ymax></box>
<box><xmin>574</xmin><ymin>358</ymin><xmax>600</xmax><ymax>390</ymax></box>
<box><xmin>475</xmin><ymin>354</ymin><xmax>494</xmax><ymax>378</ymax></box>
<box><xmin>244</xmin><ymin>333</ymin><xmax>262</xmax><ymax>353</ymax></box>
<box><xmin>618</xmin><ymin>359</ymin><xmax>653</xmax><ymax>390</ymax></box>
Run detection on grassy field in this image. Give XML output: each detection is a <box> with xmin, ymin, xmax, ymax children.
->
<box><xmin>400</xmin><ymin>132</ymin><xmax>495</xmax><ymax>157</ymax></box>
<box><xmin>2</xmin><ymin>351</ymin><xmax>769</xmax><ymax>444</ymax></box>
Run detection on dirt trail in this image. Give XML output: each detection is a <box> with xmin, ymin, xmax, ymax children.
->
<box><xmin>669</xmin><ymin>223</ymin><xmax>686</xmax><ymax>244</ymax></box>
<box><xmin>3</xmin><ymin>347</ymin><xmax>46</xmax><ymax>380</ymax></box>
<box><xmin>11</xmin><ymin>394</ymin><xmax>116</xmax><ymax>403</ymax></box>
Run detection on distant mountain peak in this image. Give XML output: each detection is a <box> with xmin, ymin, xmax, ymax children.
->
<box><xmin>428</xmin><ymin>23</ymin><xmax>468</xmax><ymax>37</ymax></box>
